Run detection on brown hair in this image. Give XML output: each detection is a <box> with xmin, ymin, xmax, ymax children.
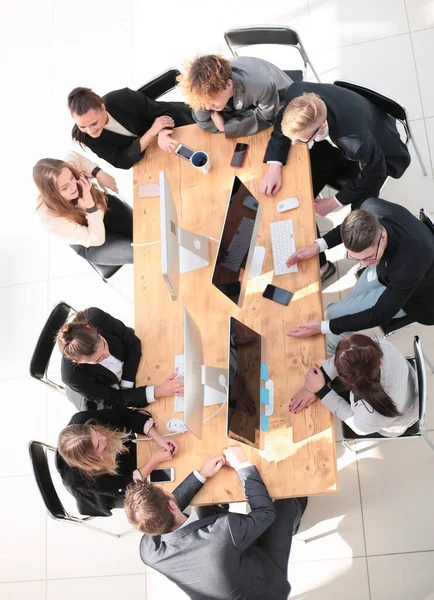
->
<box><xmin>341</xmin><ymin>210</ymin><xmax>382</xmax><ymax>253</ymax></box>
<box><xmin>281</xmin><ymin>92</ymin><xmax>326</xmax><ymax>139</ymax></box>
<box><xmin>68</xmin><ymin>87</ymin><xmax>105</xmax><ymax>144</ymax></box>
<box><xmin>334</xmin><ymin>334</ymin><xmax>401</xmax><ymax>418</ymax></box>
<box><xmin>34</xmin><ymin>159</ymin><xmax>107</xmax><ymax>226</ymax></box>
<box><xmin>58</xmin><ymin>422</ymin><xmax>130</xmax><ymax>477</ymax></box>
<box><xmin>177</xmin><ymin>54</ymin><xmax>232</xmax><ymax>110</ymax></box>
<box><xmin>56</xmin><ymin>309</ymin><xmax>101</xmax><ymax>362</ymax></box>
<box><xmin>124</xmin><ymin>480</ymin><xmax>176</xmax><ymax>534</ymax></box>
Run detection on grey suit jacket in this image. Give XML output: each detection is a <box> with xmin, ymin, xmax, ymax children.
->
<box><xmin>193</xmin><ymin>56</ymin><xmax>293</xmax><ymax>138</ymax></box>
<box><xmin>139</xmin><ymin>466</ymin><xmax>290</xmax><ymax>600</ymax></box>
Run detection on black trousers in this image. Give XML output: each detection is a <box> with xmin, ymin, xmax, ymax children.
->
<box><xmin>71</xmin><ymin>194</ymin><xmax>133</xmax><ymax>266</ymax></box>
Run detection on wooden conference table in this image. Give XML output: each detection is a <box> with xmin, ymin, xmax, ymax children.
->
<box><xmin>133</xmin><ymin>125</ymin><xmax>337</xmax><ymax>504</ymax></box>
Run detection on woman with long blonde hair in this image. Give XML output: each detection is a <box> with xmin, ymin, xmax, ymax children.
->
<box><xmin>56</xmin><ymin>408</ymin><xmax>178</xmax><ymax>516</ymax></box>
<box><xmin>34</xmin><ymin>152</ymin><xmax>133</xmax><ymax>266</ymax></box>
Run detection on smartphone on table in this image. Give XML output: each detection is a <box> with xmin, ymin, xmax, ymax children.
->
<box><xmin>262</xmin><ymin>284</ymin><xmax>293</xmax><ymax>306</ymax></box>
<box><xmin>174</xmin><ymin>144</ymin><xmax>195</xmax><ymax>161</ymax></box>
<box><xmin>230</xmin><ymin>143</ymin><xmax>249</xmax><ymax>168</ymax></box>
<box><xmin>147</xmin><ymin>468</ymin><xmax>175</xmax><ymax>483</ymax></box>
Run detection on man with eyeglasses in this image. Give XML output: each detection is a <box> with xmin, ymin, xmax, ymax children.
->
<box><xmin>284</xmin><ymin>198</ymin><xmax>434</xmax><ymax>353</ymax></box>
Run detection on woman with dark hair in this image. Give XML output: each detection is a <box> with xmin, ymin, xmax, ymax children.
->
<box><xmin>56</xmin><ymin>407</ymin><xmax>178</xmax><ymax>516</ymax></box>
<box><xmin>290</xmin><ymin>335</ymin><xmax>418</xmax><ymax>436</ymax></box>
<box><xmin>34</xmin><ymin>152</ymin><xmax>133</xmax><ymax>265</ymax></box>
<box><xmin>68</xmin><ymin>86</ymin><xmax>194</xmax><ymax>169</ymax></box>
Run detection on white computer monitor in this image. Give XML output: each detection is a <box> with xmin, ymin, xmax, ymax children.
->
<box><xmin>160</xmin><ymin>172</ymin><xmax>210</xmax><ymax>301</ymax></box>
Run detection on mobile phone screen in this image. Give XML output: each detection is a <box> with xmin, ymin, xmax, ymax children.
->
<box><xmin>230</xmin><ymin>143</ymin><xmax>249</xmax><ymax>167</ymax></box>
<box><xmin>262</xmin><ymin>284</ymin><xmax>293</xmax><ymax>306</ymax></box>
<box><xmin>148</xmin><ymin>468</ymin><xmax>174</xmax><ymax>483</ymax></box>
<box><xmin>176</xmin><ymin>145</ymin><xmax>194</xmax><ymax>160</ymax></box>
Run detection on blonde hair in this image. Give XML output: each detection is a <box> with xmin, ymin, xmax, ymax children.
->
<box><xmin>34</xmin><ymin>158</ymin><xmax>107</xmax><ymax>226</ymax></box>
<box><xmin>56</xmin><ymin>309</ymin><xmax>101</xmax><ymax>363</ymax></box>
<box><xmin>281</xmin><ymin>92</ymin><xmax>326</xmax><ymax>139</ymax></box>
<box><xmin>177</xmin><ymin>54</ymin><xmax>232</xmax><ymax>110</ymax></box>
<box><xmin>58</xmin><ymin>422</ymin><xmax>130</xmax><ymax>477</ymax></box>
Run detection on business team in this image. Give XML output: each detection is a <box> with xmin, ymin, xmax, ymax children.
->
<box><xmin>32</xmin><ymin>51</ymin><xmax>434</xmax><ymax>599</ymax></box>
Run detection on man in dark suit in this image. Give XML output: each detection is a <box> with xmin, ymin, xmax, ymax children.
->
<box><xmin>58</xmin><ymin>307</ymin><xmax>183</xmax><ymax>411</ymax></box>
<box><xmin>125</xmin><ymin>445</ymin><xmax>307</xmax><ymax>600</ymax></box>
<box><xmin>260</xmin><ymin>82</ymin><xmax>411</xmax><ymax>216</ymax></box>
<box><xmin>68</xmin><ymin>87</ymin><xmax>194</xmax><ymax>169</ymax></box>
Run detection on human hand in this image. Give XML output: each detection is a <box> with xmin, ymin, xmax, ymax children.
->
<box><xmin>259</xmin><ymin>164</ymin><xmax>282</xmax><ymax>196</ymax></box>
<box><xmin>155</xmin><ymin>373</ymin><xmax>184</xmax><ymax>399</ymax></box>
<box><xmin>285</xmin><ymin>242</ymin><xmax>320</xmax><ymax>269</ymax></box>
<box><xmin>211</xmin><ymin>110</ymin><xmax>225</xmax><ymax>132</ymax></box>
<box><xmin>150</xmin><ymin>446</ymin><xmax>174</xmax><ymax>467</ymax></box>
<box><xmin>150</xmin><ymin>115</ymin><xmax>175</xmax><ymax>136</ymax></box>
<box><xmin>199</xmin><ymin>454</ymin><xmax>226</xmax><ymax>479</ymax></box>
<box><xmin>95</xmin><ymin>170</ymin><xmax>118</xmax><ymax>193</ymax></box>
<box><xmin>222</xmin><ymin>446</ymin><xmax>247</xmax><ymax>469</ymax></box>
<box><xmin>304</xmin><ymin>365</ymin><xmax>326</xmax><ymax>394</ymax></box>
<box><xmin>314</xmin><ymin>197</ymin><xmax>338</xmax><ymax>217</ymax></box>
<box><xmin>76</xmin><ymin>175</ymin><xmax>95</xmax><ymax>209</ymax></box>
<box><xmin>289</xmin><ymin>386</ymin><xmax>318</xmax><ymax>413</ymax></box>
<box><xmin>286</xmin><ymin>320</ymin><xmax>322</xmax><ymax>338</ymax></box>
<box><xmin>158</xmin><ymin>129</ymin><xmax>178</xmax><ymax>153</ymax></box>
<box><xmin>150</xmin><ymin>430</ymin><xmax>179</xmax><ymax>457</ymax></box>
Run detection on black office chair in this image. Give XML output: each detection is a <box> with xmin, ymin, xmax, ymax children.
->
<box><xmin>342</xmin><ymin>336</ymin><xmax>434</xmax><ymax>453</ymax></box>
<box><xmin>28</xmin><ymin>441</ymin><xmax>131</xmax><ymax>537</ymax></box>
<box><xmin>138</xmin><ymin>68</ymin><xmax>180</xmax><ymax>100</ymax></box>
<box><xmin>224</xmin><ymin>25</ymin><xmax>321</xmax><ymax>84</ymax></box>
<box><xmin>334</xmin><ymin>80</ymin><xmax>427</xmax><ymax>176</ymax></box>
<box><xmin>379</xmin><ymin>208</ymin><xmax>434</xmax><ymax>339</ymax></box>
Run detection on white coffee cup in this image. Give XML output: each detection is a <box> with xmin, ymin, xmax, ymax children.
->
<box><xmin>190</xmin><ymin>151</ymin><xmax>211</xmax><ymax>175</ymax></box>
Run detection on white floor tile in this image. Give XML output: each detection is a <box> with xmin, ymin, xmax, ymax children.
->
<box><xmin>357</xmin><ymin>437</ymin><xmax>434</xmax><ymax>555</ymax></box>
<box><xmin>0</xmin><ymin>378</ymin><xmax>47</xmax><ymax>477</ymax></box>
<box><xmin>287</xmin><ymin>557</ymin><xmax>370</xmax><ymax>599</ymax></box>
<box><xmin>48</xmin><ymin>236</ymin><xmax>93</xmax><ymax>279</ymax></box>
<box><xmin>0</xmin><ymin>581</ymin><xmax>46</xmax><ymax>600</ymax></box>
<box><xmin>425</xmin><ymin>116</ymin><xmax>434</xmax><ymax>175</ymax></box>
<box><xmin>0</xmin><ymin>281</ymin><xmax>48</xmax><ymax>380</ymax></box>
<box><xmin>290</xmin><ymin>444</ymin><xmax>365</xmax><ymax>561</ymax></box>
<box><xmin>368</xmin><ymin>550</ymin><xmax>434</xmax><ymax>600</ymax></box>
<box><xmin>413</xmin><ymin>28</ymin><xmax>434</xmax><ymax>118</ymax></box>
<box><xmin>406</xmin><ymin>0</ymin><xmax>434</xmax><ymax>31</ymax></box>
<box><xmin>146</xmin><ymin>571</ymin><xmax>189</xmax><ymax>600</ymax></box>
<box><xmin>47</xmin><ymin>574</ymin><xmax>145</xmax><ymax>600</ymax></box>
<box><xmin>0</xmin><ymin>476</ymin><xmax>46</xmax><ymax>582</ymax></box>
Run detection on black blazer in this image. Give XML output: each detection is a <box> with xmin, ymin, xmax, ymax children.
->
<box><xmin>324</xmin><ymin>198</ymin><xmax>434</xmax><ymax>334</ymax></box>
<box><xmin>72</xmin><ymin>87</ymin><xmax>194</xmax><ymax>169</ymax></box>
<box><xmin>264</xmin><ymin>82</ymin><xmax>411</xmax><ymax>206</ymax></box>
<box><xmin>61</xmin><ymin>307</ymin><xmax>148</xmax><ymax>411</ymax></box>
<box><xmin>56</xmin><ymin>408</ymin><xmax>151</xmax><ymax>516</ymax></box>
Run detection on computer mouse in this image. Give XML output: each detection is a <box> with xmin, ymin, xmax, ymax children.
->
<box><xmin>277</xmin><ymin>197</ymin><xmax>300</xmax><ymax>213</ymax></box>
<box><xmin>166</xmin><ymin>418</ymin><xmax>188</xmax><ymax>433</ymax></box>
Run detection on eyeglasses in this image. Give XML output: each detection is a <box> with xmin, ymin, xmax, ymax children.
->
<box><xmin>294</xmin><ymin>121</ymin><xmax>326</xmax><ymax>145</ymax></box>
<box><xmin>346</xmin><ymin>232</ymin><xmax>382</xmax><ymax>263</ymax></box>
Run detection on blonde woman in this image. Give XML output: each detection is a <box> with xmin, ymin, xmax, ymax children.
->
<box><xmin>56</xmin><ymin>408</ymin><xmax>178</xmax><ymax>516</ymax></box>
<box><xmin>34</xmin><ymin>152</ymin><xmax>133</xmax><ymax>266</ymax></box>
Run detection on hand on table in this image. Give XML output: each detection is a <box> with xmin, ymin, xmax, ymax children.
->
<box><xmin>158</xmin><ymin>129</ymin><xmax>178</xmax><ymax>152</ymax></box>
<box><xmin>285</xmin><ymin>242</ymin><xmax>320</xmax><ymax>269</ymax></box>
<box><xmin>305</xmin><ymin>364</ymin><xmax>326</xmax><ymax>393</ymax></box>
<box><xmin>286</xmin><ymin>320</ymin><xmax>322</xmax><ymax>338</ymax></box>
<box><xmin>259</xmin><ymin>164</ymin><xmax>282</xmax><ymax>196</ymax></box>
<box><xmin>222</xmin><ymin>446</ymin><xmax>247</xmax><ymax>469</ymax></box>
<box><xmin>155</xmin><ymin>373</ymin><xmax>184</xmax><ymax>398</ymax></box>
<box><xmin>314</xmin><ymin>197</ymin><xmax>339</xmax><ymax>217</ymax></box>
<box><xmin>150</xmin><ymin>446</ymin><xmax>175</xmax><ymax>468</ymax></box>
<box><xmin>150</xmin><ymin>115</ymin><xmax>175</xmax><ymax>136</ymax></box>
<box><xmin>199</xmin><ymin>454</ymin><xmax>226</xmax><ymax>479</ymax></box>
<box><xmin>289</xmin><ymin>385</ymin><xmax>318</xmax><ymax>413</ymax></box>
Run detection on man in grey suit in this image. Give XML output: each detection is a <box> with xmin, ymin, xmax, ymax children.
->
<box><xmin>178</xmin><ymin>55</ymin><xmax>293</xmax><ymax>138</ymax></box>
<box><xmin>125</xmin><ymin>446</ymin><xmax>307</xmax><ymax>600</ymax></box>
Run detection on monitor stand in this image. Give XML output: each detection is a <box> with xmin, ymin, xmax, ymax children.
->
<box><xmin>248</xmin><ymin>246</ymin><xmax>265</xmax><ymax>279</ymax></box>
<box><xmin>178</xmin><ymin>228</ymin><xmax>210</xmax><ymax>274</ymax></box>
<box><xmin>201</xmin><ymin>365</ymin><xmax>228</xmax><ymax>406</ymax></box>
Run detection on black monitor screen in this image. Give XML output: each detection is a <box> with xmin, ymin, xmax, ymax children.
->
<box><xmin>212</xmin><ymin>177</ymin><xmax>260</xmax><ymax>305</ymax></box>
<box><xmin>227</xmin><ymin>317</ymin><xmax>261</xmax><ymax>448</ymax></box>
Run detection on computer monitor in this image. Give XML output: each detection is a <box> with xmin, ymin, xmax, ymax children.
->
<box><xmin>226</xmin><ymin>317</ymin><xmax>262</xmax><ymax>448</ymax></box>
<box><xmin>160</xmin><ymin>171</ymin><xmax>210</xmax><ymax>301</ymax></box>
<box><xmin>212</xmin><ymin>177</ymin><xmax>263</xmax><ymax>306</ymax></box>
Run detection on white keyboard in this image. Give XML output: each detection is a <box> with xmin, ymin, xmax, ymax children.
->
<box><xmin>220</xmin><ymin>217</ymin><xmax>255</xmax><ymax>272</ymax></box>
<box><xmin>270</xmin><ymin>219</ymin><xmax>298</xmax><ymax>276</ymax></box>
<box><xmin>174</xmin><ymin>354</ymin><xmax>185</xmax><ymax>413</ymax></box>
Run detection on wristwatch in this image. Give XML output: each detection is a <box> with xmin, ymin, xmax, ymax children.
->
<box><xmin>91</xmin><ymin>166</ymin><xmax>101</xmax><ymax>178</ymax></box>
<box><xmin>85</xmin><ymin>205</ymin><xmax>99</xmax><ymax>214</ymax></box>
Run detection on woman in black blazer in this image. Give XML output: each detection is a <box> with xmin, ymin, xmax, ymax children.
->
<box><xmin>56</xmin><ymin>408</ymin><xmax>177</xmax><ymax>516</ymax></box>
<box><xmin>68</xmin><ymin>86</ymin><xmax>194</xmax><ymax>169</ymax></box>
<box><xmin>57</xmin><ymin>307</ymin><xmax>183</xmax><ymax>411</ymax></box>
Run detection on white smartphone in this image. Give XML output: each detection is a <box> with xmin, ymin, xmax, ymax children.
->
<box><xmin>147</xmin><ymin>468</ymin><xmax>175</xmax><ymax>483</ymax></box>
<box><xmin>138</xmin><ymin>183</ymin><xmax>160</xmax><ymax>198</ymax></box>
<box><xmin>174</xmin><ymin>144</ymin><xmax>195</xmax><ymax>161</ymax></box>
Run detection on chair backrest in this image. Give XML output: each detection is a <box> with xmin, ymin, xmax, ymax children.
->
<box><xmin>419</xmin><ymin>208</ymin><xmax>434</xmax><ymax>237</ymax></box>
<box><xmin>28</xmin><ymin>441</ymin><xmax>66</xmax><ymax>519</ymax></box>
<box><xmin>224</xmin><ymin>26</ymin><xmax>300</xmax><ymax>55</ymax></box>
<box><xmin>29</xmin><ymin>302</ymin><xmax>74</xmax><ymax>381</ymax></box>
<box><xmin>413</xmin><ymin>336</ymin><xmax>427</xmax><ymax>427</ymax></box>
<box><xmin>138</xmin><ymin>68</ymin><xmax>180</xmax><ymax>100</ymax></box>
<box><xmin>333</xmin><ymin>80</ymin><xmax>407</xmax><ymax>123</ymax></box>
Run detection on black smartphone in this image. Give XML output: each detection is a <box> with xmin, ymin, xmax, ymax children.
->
<box><xmin>230</xmin><ymin>143</ymin><xmax>249</xmax><ymax>168</ymax></box>
<box><xmin>174</xmin><ymin>143</ymin><xmax>195</xmax><ymax>161</ymax></box>
<box><xmin>262</xmin><ymin>284</ymin><xmax>293</xmax><ymax>306</ymax></box>
<box><xmin>147</xmin><ymin>468</ymin><xmax>175</xmax><ymax>483</ymax></box>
